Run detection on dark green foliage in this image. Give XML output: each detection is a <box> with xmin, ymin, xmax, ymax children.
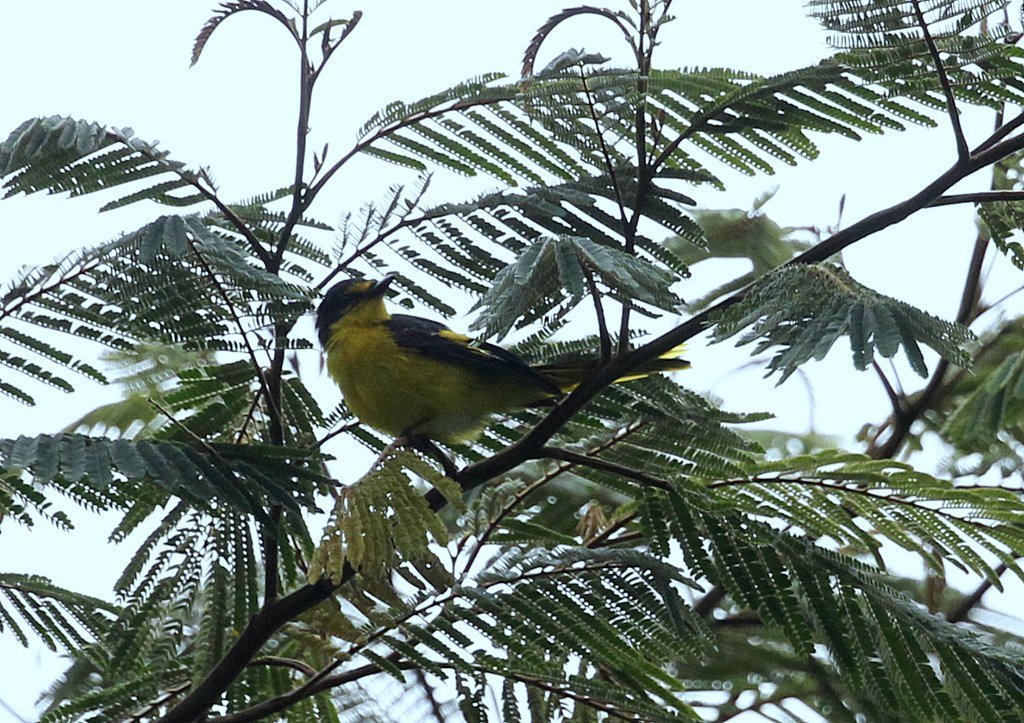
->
<box><xmin>978</xmin><ymin>200</ymin><xmax>1024</xmax><ymax>268</ymax></box>
<box><xmin>0</xmin><ymin>116</ymin><xmax>205</xmax><ymax>209</ymax></box>
<box><xmin>714</xmin><ymin>263</ymin><xmax>975</xmax><ymax>381</ymax></box>
<box><xmin>472</xmin><ymin>235</ymin><xmax>682</xmax><ymax>340</ymax></box>
<box><xmin>0</xmin><ymin>433</ymin><xmax>324</xmax><ymax>521</ymax></box>
<box><xmin>809</xmin><ymin>0</ymin><xmax>1008</xmax><ymax>48</ymax></box>
<box><xmin>0</xmin><ymin>574</ymin><xmax>117</xmax><ymax>652</ymax></box>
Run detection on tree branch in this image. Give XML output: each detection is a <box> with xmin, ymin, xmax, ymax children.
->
<box><xmin>154</xmin><ymin>577</ymin><xmax>338</xmax><ymax>723</ymax></box>
<box><xmin>946</xmin><ymin>561</ymin><xmax>1009</xmax><ymax>623</ymax></box>
<box><xmin>207</xmin><ymin>657</ymin><xmax>396</xmax><ymax>723</ymax></box>
<box><xmin>582</xmin><ymin>265</ymin><xmax>612</xmax><ymax>363</ymax></box>
<box><xmin>271</xmin><ymin>0</ymin><xmax>315</xmax><ymax>273</ymax></box>
<box><xmin>910</xmin><ymin>0</ymin><xmax>969</xmax><ymax>160</ymax></box>
<box><xmin>535</xmin><ymin>446</ymin><xmax>673</xmax><ymax>493</ymax></box>
<box><xmin>930</xmin><ymin>190</ymin><xmax>1024</xmax><ymax>207</ymax></box>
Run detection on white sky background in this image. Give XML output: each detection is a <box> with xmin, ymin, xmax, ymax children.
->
<box><xmin>0</xmin><ymin>1</ymin><xmax>1021</xmax><ymax>720</ymax></box>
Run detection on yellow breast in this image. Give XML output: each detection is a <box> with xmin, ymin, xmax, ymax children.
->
<box><xmin>323</xmin><ymin>304</ymin><xmax>548</xmax><ymax>442</ymax></box>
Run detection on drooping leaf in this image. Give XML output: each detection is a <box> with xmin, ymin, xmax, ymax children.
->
<box><xmin>713</xmin><ymin>263</ymin><xmax>974</xmax><ymax>381</ymax></box>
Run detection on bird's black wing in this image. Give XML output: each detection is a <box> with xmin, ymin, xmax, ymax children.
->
<box><xmin>386</xmin><ymin>314</ymin><xmax>561</xmax><ymax>394</ymax></box>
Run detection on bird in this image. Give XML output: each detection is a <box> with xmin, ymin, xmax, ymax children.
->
<box><xmin>316</xmin><ymin>274</ymin><xmax>689</xmax><ymax>444</ymax></box>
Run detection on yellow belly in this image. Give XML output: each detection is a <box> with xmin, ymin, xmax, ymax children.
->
<box><xmin>325</xmin><ymin>320</ymin><xmax>548</xmax><ymax>442</ymax></box>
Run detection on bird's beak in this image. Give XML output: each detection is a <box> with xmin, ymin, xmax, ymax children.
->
<box><xmin>371</xmin><ymin>274</ymin><xmax>397</xmax><ymax>295</ymax></box>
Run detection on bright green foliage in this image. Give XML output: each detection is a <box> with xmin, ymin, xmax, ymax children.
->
<box><xmin>308</xmin><ymin>450</ymin><xmax>460</xmax><ymax>583</ymax></box>
<box><xmin>5</xmin><ymin>1</ymin><xmax>1024</xmax><ymax>722</ymax></box>
<box><xmin>714</xmin><ymin>263</ymin><xmax>975</xmax><ymax>381</ymax></box>
<box><xmin>665</xmin><ymin>192</ymin><xmax>814</xmax><ymax>311</ymax></box>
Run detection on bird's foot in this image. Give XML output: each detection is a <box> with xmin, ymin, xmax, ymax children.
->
<box><xmin>399</xmin><ymin>434</ymin><xmax>460</xmax><ymax>479</ymax></box>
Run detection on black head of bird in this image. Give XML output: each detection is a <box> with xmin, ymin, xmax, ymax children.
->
<box><xmin>315</xmin><ymin>274</ymin><xmax>395</xmax><ymax>347</ymax></box>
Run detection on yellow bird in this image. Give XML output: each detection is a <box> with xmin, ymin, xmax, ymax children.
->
<box><xmin>316</xmin><ymin>274</ymin><xmax>688</xmax><ymax>443</ymax></box>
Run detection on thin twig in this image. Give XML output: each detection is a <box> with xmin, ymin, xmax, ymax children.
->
<box><xmin>930</xmin><ymin>190</ymin><xmax>1024</xmax><ymax>207</ymax></box>
<box><xmin>208</xmin><ymin>657</ymin><xmax>397</xmax><ymax>723</ymax></box>
<box><xmin>582</xmin><ymin>264</ymin><xmax>612</xmax><ymax>363</ymax></box>
<box><xmin>579</xmin><ymin>65</ymin><xmax>629</xmax><ymax>231</ymax></box>
<box><xmin>312</xmin><ymin>421</ymin><xmax>361</xmax><ymax>450</ymax></box>
<box><xmin>460</xmin><ymin>422</ymin><xmax>648</xmax><ymax>572</ymax></box>
<box><xmin>184</xmin><ymin>236</ymin><xmax>278</xmax><ymax>444</ymax></box>
<box><xmin>909</xmin><ymin>0</ymin><xmax>969</xmax><ymax>160</ymax></box>
<box><xmin>271</xmin><ymin>0</ymin><xmax>314</xmax><ymax>272</ymax></box>
<box><xmin>946</xmin><ymin>561</ymin><xmax>1009</xmax><ymax>623</ymax></box>
<box><xmin>710</xmin><ymin>475</ymin><xmax>999</xmax><ymax>532</ymax></box>
<box><xmin>128</xmin><ymin>681</ymin><xmax>192</xmax><ymax>723</ymax></box>
<box><xmin>584</xmin><ymin>513</ymin><xmax>637</xmax><ymax>548</ymax></box>
<box><xmin>536</xmin><ymin>446</ymin><xmax>674</xmax><ymax>492</ymax></box>
<box><xmin>319</xmin><ymin>207</ymin><xmax>444</xmax><ymax>290</ymax></box>
<box><xmin>414</xmin><ymin>668</ymin><xmax>447</xmax><ymax>723</ymax></box>
<box><xmin>869</xmin><ymin>194</ymin><xmax>989</xmax><ymax>458</ymax></box>
<box><xmin>148</xmin><ymin>399</ymin><xmax>219</xmax><ymax>456</ymax></box>
<box><xmin>250</xmin><ymin>656</ymin><xmax>318</xmax><ymax>677</ymax></box>
<box><xmin>872</xmin><ymin>360</ymin><xmax>903</xmax><ymax>419</ymax></box>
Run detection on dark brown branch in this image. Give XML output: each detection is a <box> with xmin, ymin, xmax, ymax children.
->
<box><xmin>207</xmin><ymin>657</ymin><xmax>395</xmax><ymax>723</ymax></box>
<box><xmin>910</xmin><ymin>0</ymin><xmax>969</xmax><ymax>160</ymax></box>
<box><xmin>930</xmin><ymin>190</ymin><xmax>1024</xmax><ymax>207</ymax></box>
<box><xmin>872</xmin><ymin>360</ymin><xmax>904</xmax><ymax>420</ymax></box>
<box><xmin>869</xmin><ymin>198</ymin><xmax>989</xmax><ymax>458</ymax></box>
<box><xmin>155</xmin><ymin>577</ymin><xmax>338</xmax><ymax>723</ymax></box>
<box><xmin>946</xmin><ymin>562</ymin><xmax>1009</xmax><ymax>623</ymax></box>
<box><xmin>535</xmin><ymin>446</ymin><xmax>674</xmax><ymax>493</ymax></box>
<box><xmin>582</xmin><ymin>265</ymin><xmax>612</xmax><ymax>363</ymax></box>
<box><xmin>694</xmin><ymin>585</ymin><xmax>727</xmax><ymax>617</ymax></box>
<box><xmin>414</xmin><ymin>669</ymin><xmax>447</xmax><ymax>723</ymax></box>
<box><xmin>521</xmin><ymin>6</ymin><xmax>640</xmax><ymax>78</ymax></box>
<box><xmin>270</xmin><ymin>1</ymin><xmax>315</xmax><ymax>273</ymax></box>
<box><xmin>185</xmin><ymin>236</ymin><xmax>277</xmax><ymax>431</ymax></box>
<box><xmin>577</xmin><ymin>59</ymin><xmax>631</xmax><ymax>361</ymax></box>
<box><xmin>973</xmin><ymin>108</ymin><xmax>1024</xmax><ymax>154</ymax></box>
<box><xmin>312</xmin><ymin>421</ymin><xmax>361</xmax><ymax>450</ymax></box>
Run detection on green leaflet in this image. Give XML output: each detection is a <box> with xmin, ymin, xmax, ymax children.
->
<box><xmin>471</xmin><ymin>235</ymin><xmax>682</xmax><ymax>340</ymax></box>
<box><xmin>978</xmin><ymin>200</ymin><xmax>1024</xmax><ymax>269</ymax></box>
<box><xmin>808</xmin><ymin>0</ymin><xmax>1007</xmax><ymax>49</ymax></box>
<box><xmin>0</xmin><ymin>573</ymin><xmax>118</xmax><ymax>652</ymax></box>
<box><xmin>713</xmin><ymin>263</ymin><xmax>974</xmax><ymax>381</ymax></box>
<box><xmin>0</xmin><ymin>433</ymin><xmax>323</xmax><ymax>518</ymax></box>
<box><xmin>307</xmin><ymin>449</ymin><xmax>453</xmax><ymax>583</ymax></box>
<box><xmin>944</xmin><ymin>351</ymin><xmax>1024</xmax><ymax>450</ymax></box>
<box><xmin>0</xmin><ymin>116</ymin><xmax>203</xmax><ymax>209</ymax></box>
<box><xmin>0</xmin><ymin>213</ymin><xmax>312</xmax><ymax>407</ymax></box>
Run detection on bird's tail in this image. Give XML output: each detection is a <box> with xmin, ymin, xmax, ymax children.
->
<box><xmin>534</xmin><ymin>346</ymin><xmax>690</xmax><ymax>393</ymax></box>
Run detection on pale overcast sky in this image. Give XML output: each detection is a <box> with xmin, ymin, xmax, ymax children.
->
<box><xmin>0</xmin><ymin>2</ymin><xmax>1017</xmax><ymax>720</ymax></box>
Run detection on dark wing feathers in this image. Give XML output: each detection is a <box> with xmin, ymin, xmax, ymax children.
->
<box><xmin>387</xmin><ymin>314</ymin><xmax>561</xmax><ymax>394</ymax></box>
